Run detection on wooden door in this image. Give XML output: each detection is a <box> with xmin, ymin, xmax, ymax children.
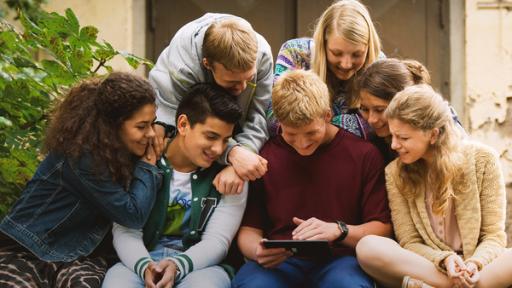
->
<box><xmin>147</xmin><ymin>0</ymin><xmax>296</xmax><ymax>61</ymax></box>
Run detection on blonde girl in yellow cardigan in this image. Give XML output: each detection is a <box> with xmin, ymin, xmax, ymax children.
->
<box><xmin>355</xmin><ymin>84</ymin><xmax>512</xmax><ymax>288</ymax></box>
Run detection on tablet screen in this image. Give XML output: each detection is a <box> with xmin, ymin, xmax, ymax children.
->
<box><xmin>261</xmin><ymin>240</ymin><xmax>332</xmax><ymax>258</ymax></box>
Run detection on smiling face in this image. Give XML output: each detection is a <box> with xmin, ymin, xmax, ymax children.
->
<box><xmin>280</xmin><ymin>114</ymin><xmax>333</xmax><ymax>156</ymax></box>
<box><xmin>119</xmin><ymin>103</ymin><xmax>157</xmax><ymax>157</ymax></box>
<box><xmin>178</xmin><ymin>115</ymin><xmax>234</xmax><ymax>169</ymax></box>
<box><xmin>388</xmin><ymin>118</ymin><xmax>438</xmax><ymax>164</ymax></box>
<box><xmin>359</xmin><ymin>90</ymin><xmax>391</xmax><ymax>137</ymax></box>
<box><xmin>325</xmin><ymin>35</ymin><xmax>367</xmax><ymax>81</ymax></box>
<box><xmin>204</xmin><ymin>60</ymin><xmax>256</xmax><ymax>96</ymax></box>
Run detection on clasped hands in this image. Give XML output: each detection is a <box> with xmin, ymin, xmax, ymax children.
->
<box><xmin>144</xmin><ymin>259</ymin><xmax>177</xmax><ymax>288</ymax></box>
<box><xmin>444</xmin><ymin>254</ymin><xmax>480</xmax><ymax>288</ymax></box>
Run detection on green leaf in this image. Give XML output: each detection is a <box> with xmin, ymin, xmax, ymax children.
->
<box><xmin>69</xmin><ymin>47</ymin><xmax>93</xmax><ymax>74</ymax></box>
<box><xmin>118</xmin><ymin>51</ymin><xmax>154</xmax><ymax>70</ymax></box>
<box><xmin>65</xmin><ymin>8</ymin><xmax>80</xmax><ymax>34</ymax></box>
<box><xmin>41</xmin><ymin>59</ymin><xmax>67</xmax><ymax>76</ymax></box>
<box><xmin>79</xmin><ymin>26</ymin><xmax>98</xmax><ymax>42</ymax></box>
<box><xmin>19</xmin><ymin>11</ymin><xmax>42</xmax><ymax>35</ymax></box>
<box><xmin>12</xmin><ymin>56</ymin><xmax>37</xmax><ymax>68</ymax></box>
<box><xmin>43</xmin><ymin>11</ymin><xmax>73</xmax><ymax>38</ymax></box>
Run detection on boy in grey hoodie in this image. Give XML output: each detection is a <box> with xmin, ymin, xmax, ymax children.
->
<box><xmin>149</xmin><ymin>13</ymin><xmax>273</xmax><ymax>195</ymax></box>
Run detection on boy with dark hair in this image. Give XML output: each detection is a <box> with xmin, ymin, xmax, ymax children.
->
<box><xmin>103</xmin><ymin>83</ymin><xmax>246</xmax><ymax>288</ymax></box>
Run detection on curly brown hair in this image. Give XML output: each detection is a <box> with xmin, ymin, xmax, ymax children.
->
<box><xmin>44</xmin><ymin>72</ymin><xmax>156</xmax><ymax>187</ymax></box>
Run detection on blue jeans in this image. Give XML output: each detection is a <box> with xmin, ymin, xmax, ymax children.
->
<box><xmin>231</xmin><ymin>256</ymin><xmax>373</xmax><ymax>288</ymax></box>
<box><xmin>102</xmin><ymin>243</ymin><xmax>230</xmax><ymax>288</ymax></box>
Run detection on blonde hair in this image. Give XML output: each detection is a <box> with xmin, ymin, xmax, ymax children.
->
<box><xmin>385</xmin><ymin>84</ymin><xmax>463</xmax><ymax>215</ymax></box>
<box><xmin>203</xmin><ymin>18</ymin><xmax>258</xmax><ymax>71</ymax></box>
<box><xmin>312</xmin><ymin>0</ymin><xmax>381</xmax><ymax>100</ymax></box>
<box><xmin>272</xmin><ymin>70</ymin><xmax>330</xmax><ymax>127</ymax></box>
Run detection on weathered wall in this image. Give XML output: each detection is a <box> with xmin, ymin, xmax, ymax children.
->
<box><xmin>465</xmin><ymin>1</ymin><xmax>512</xmax><ymax>242</ymax></box>
<box><xmin>44</xmin><ymin>0</ymin><xmax>147</xmax><ymax>74</ymax></box>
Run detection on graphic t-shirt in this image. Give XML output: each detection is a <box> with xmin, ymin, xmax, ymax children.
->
<box><xmin>162</xmin><ymin>170</ymin><xmax>192</xmax><ymax>237</ymax></box>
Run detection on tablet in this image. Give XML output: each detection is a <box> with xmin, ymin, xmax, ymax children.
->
<box><xmin>261</xmin><ymin>240</ymin><xmax>331</xmax><ymax>258</ymax></box>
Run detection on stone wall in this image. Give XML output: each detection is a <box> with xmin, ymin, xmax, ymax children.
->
<box><xmin>465</xmin><ymin>1</ymin><xmax>512</xmax><ymax>244</ymax></box>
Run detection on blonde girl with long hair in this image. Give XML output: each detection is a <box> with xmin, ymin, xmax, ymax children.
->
<box><xmin>355</xmin><ymin>84</ymin><xmax>512</xmax><ymax>288</ymax></box>
<box><xmin>267</xmin><ymin>0</ymin><xmax>382</xmax><ymax>139</ymax></box>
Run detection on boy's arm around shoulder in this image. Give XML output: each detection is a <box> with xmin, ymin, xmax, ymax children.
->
<box><xmin>228</xmin><ymin>36</ymin><xmax>273</xmax><ymax>158</ymax></box>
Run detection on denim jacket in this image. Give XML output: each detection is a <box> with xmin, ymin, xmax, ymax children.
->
<box><xmin>0</xmin><ymin>152</ymin><xmax>161</xmax><ymax>262</ymax></box>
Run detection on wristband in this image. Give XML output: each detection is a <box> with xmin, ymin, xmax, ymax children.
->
<box><xmin>334</xmin><ymin>220</ymin><xmax>349</xmax><ymax>244</ymax></box>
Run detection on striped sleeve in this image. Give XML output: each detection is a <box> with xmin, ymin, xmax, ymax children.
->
<box><xmin>112</xmin><ymin>223</ymin><xmax>153</xmax><ymax>280</ymax></box>
<box><xmin>168</xmin><ymin>254</ymin><xmax>193</xmax><ymax>281</ymax></box>
<box><xmin>134</xmin><ymin>257</ymin><xmax>152</xmax><ymax>279</ymax></box>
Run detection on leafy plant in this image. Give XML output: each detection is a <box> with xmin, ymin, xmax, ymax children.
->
<box><xmin>0</xmin><ymin>8</ymin><xmax>153</xmax><ymax>217</ymax></box>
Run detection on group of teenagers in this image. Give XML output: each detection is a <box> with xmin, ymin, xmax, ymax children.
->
<box><xmin>1</xmin><ymin>0</ymin><xmax>512</xmax><ymax>287</ymax></box>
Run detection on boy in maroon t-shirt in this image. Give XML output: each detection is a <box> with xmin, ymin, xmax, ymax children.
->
<box><xmin>232</xmin><ymin>70</ymin><xmax>392</xmax><ymax>288</ymax></box>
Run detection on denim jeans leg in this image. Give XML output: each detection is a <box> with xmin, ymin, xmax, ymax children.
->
<box><xmin>310</xmin><ymin>255</ymin><xmax>374</xmax><ymax>288</ymax></box>
<box><xmin>150</xmin><ymin>243</ymin><xmax>171</xmax><ymax>260</ymax></box>
<box><xmin>231</xmin><ymin>257</ymin><xmax>312</xmax><ymax>288</ymax></box>
<box><xmin>102</xmin><ymin>244</ymin><xmax>170</xmax><ymax>288</ymax></box>
<box><xmin>102</xmin><ymin>262</ymin><xmax>145</xmax><ymax>288</ymax></box>
<box><xmin>175</xmin><ymin>265</ymin><xmax>230</xmax><ymax>288</ymax></box>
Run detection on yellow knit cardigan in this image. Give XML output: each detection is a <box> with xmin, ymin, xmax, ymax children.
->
<box><xmin>385</xmin><ymin>141</ymin><xmax>507</xmax><ymax>272</ymax></box>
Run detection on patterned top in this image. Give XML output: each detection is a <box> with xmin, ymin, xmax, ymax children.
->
<box><xmin>163</xmin><ymin>170</ymin><xmax>192</xmax><ymax>237</ymax></box>
<box><xmin>267</xmin><ymin>38</ymin><xmax>371</xmax><ymax>139</ymax></box>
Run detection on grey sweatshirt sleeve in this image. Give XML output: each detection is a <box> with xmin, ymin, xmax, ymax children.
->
<box><xmin>111</xmin><ymin>223</ymin><xmax>152</xmax><ymax>280</ymax></box>
<box><xmin>219</xmin><ymin>36</ymin><xmax>273</xmax><ymax>164</ymax></box>
<box><xmin>234</xmin><ymin>37</ymin><xmax>273</xmax><ymax>152</ymax></box>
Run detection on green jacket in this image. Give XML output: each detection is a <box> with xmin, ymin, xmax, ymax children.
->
<box><xmin>138</xmin><ymin>156</ymin><xmax>242</xmax><ymax>280</ymax></box>
<box><xmin>143</xmin><ymin>156</ymin><xmax>223</xmax><ymax>250</ymax></box>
